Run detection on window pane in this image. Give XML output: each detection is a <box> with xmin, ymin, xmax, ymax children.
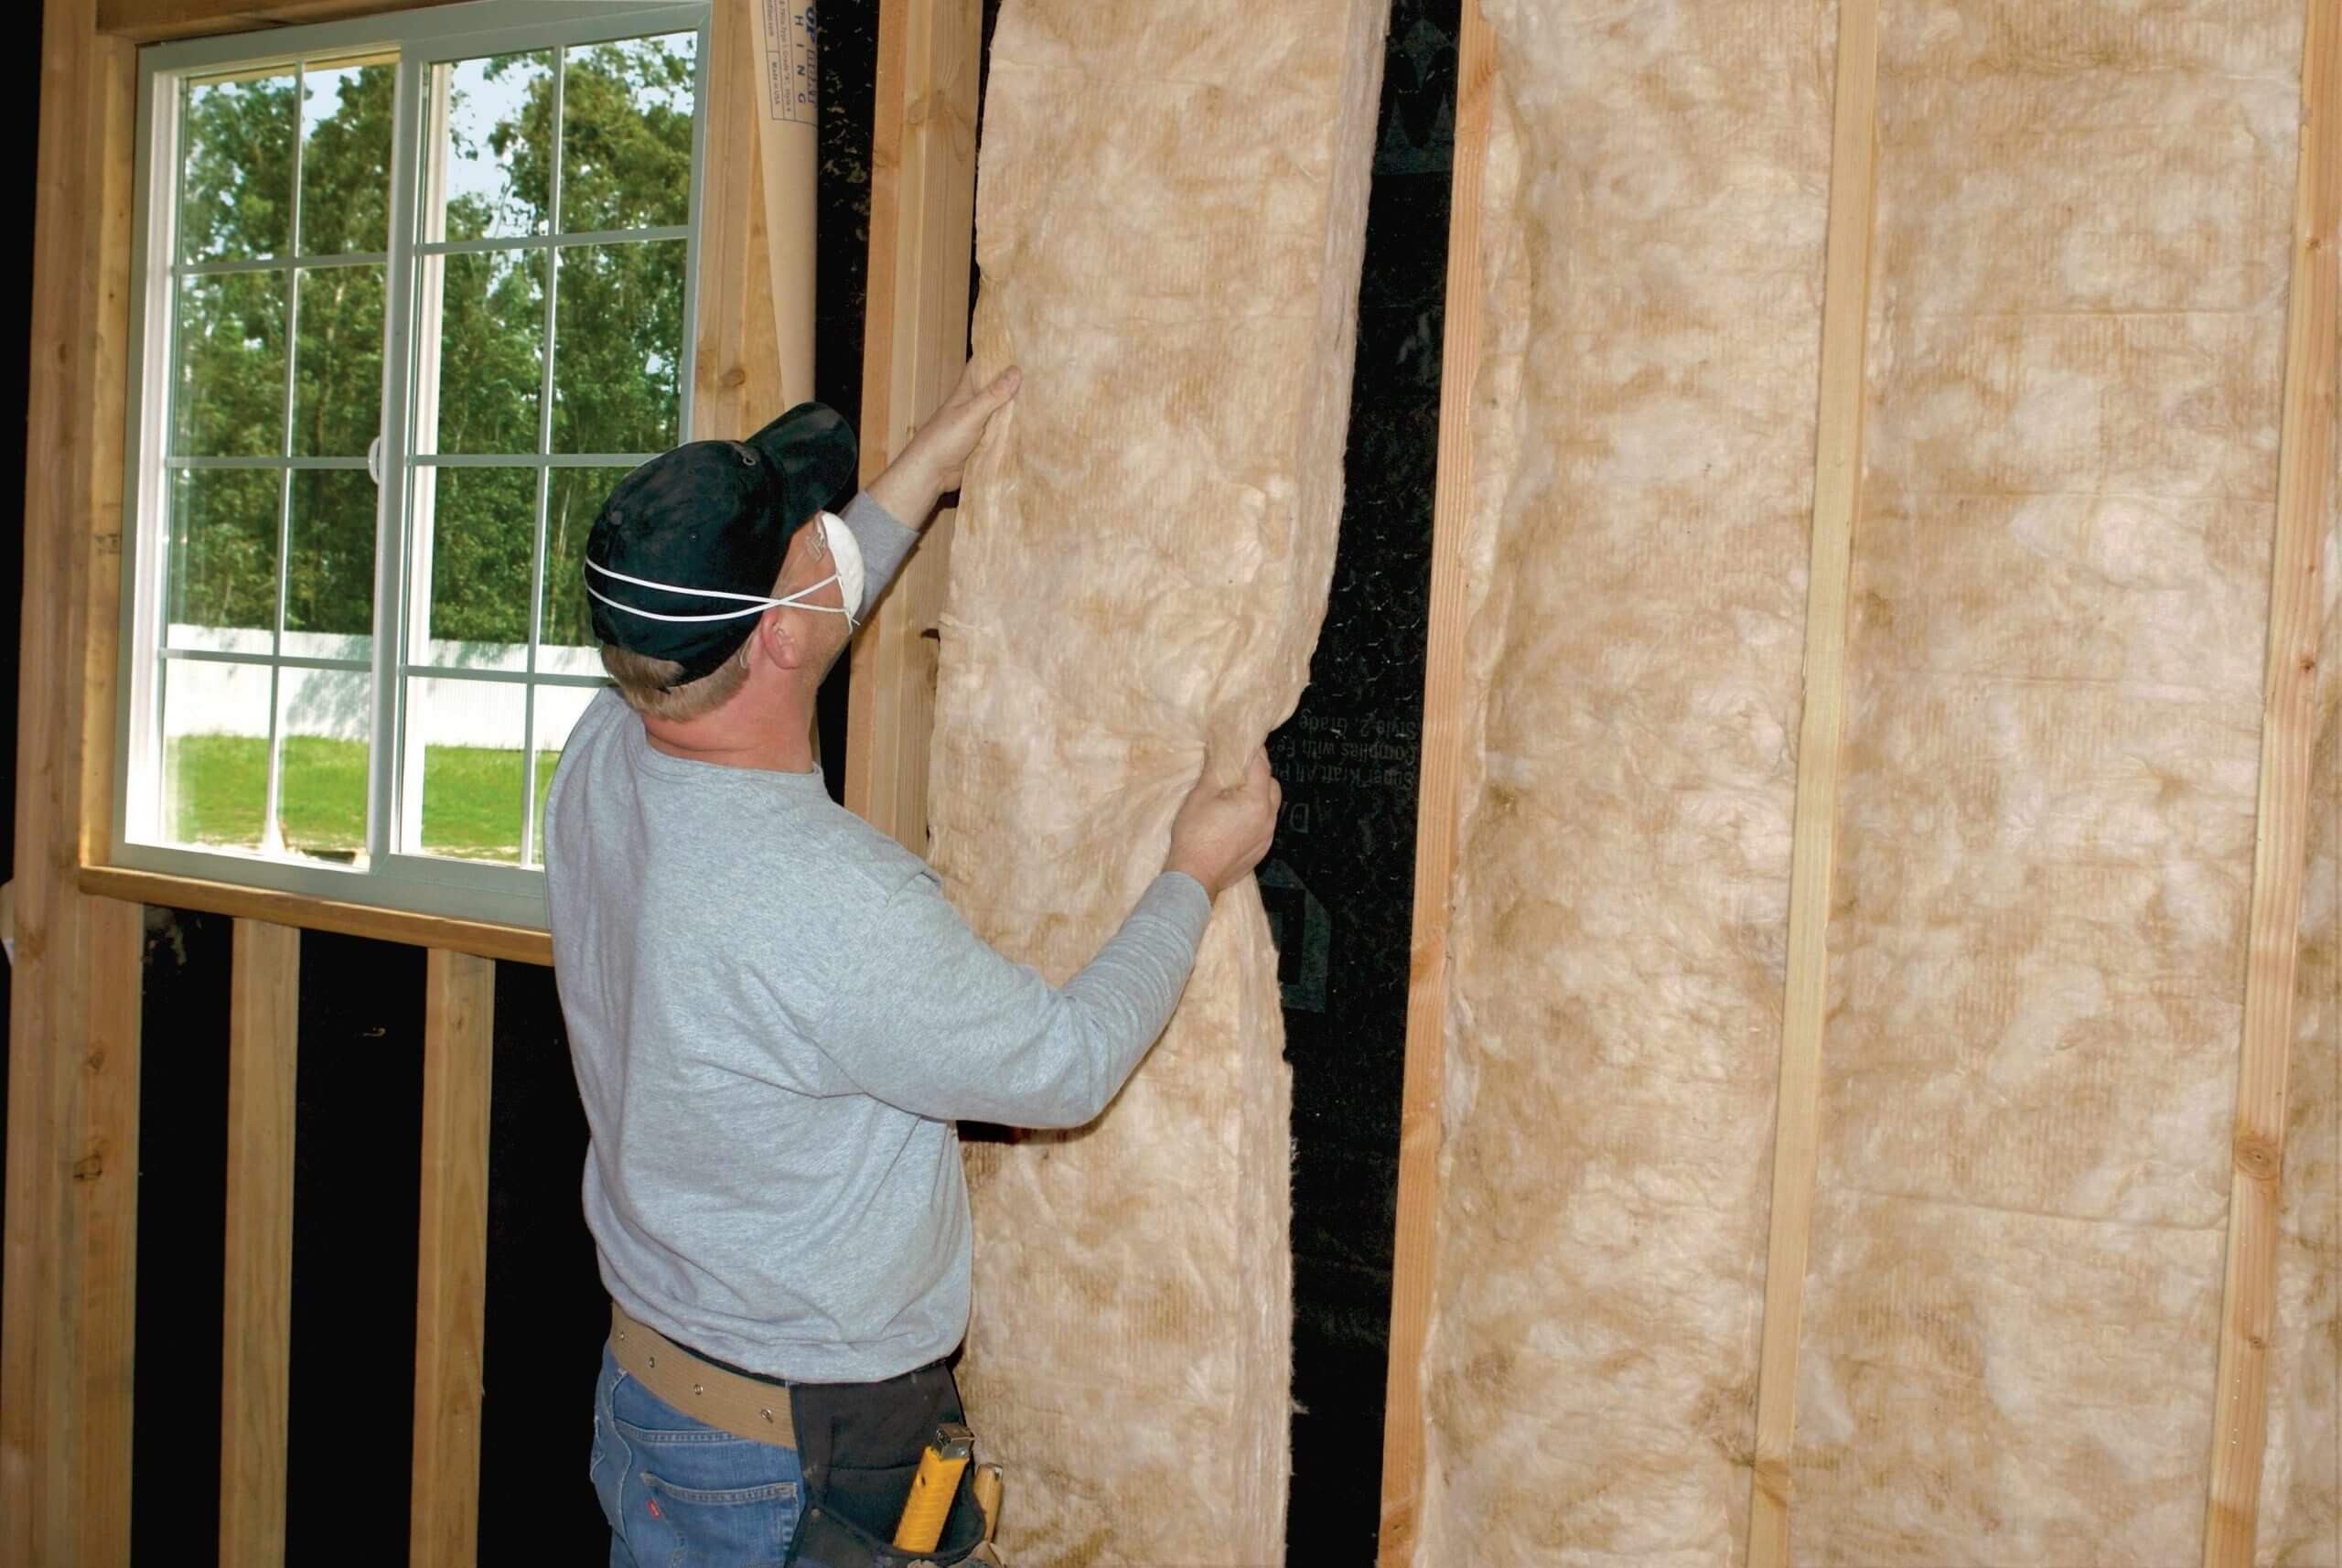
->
<box><xmin>285</xmin><ymin>469</ymin><xmax>376</xmax><ymax>649</ymax></box>
<box><xmin>180</xmin><ymin>70</ymin><xmax>296</xmax><ymax>263</ymax></box>
<box><xmin>529</xmin><ymin>682</ymin><xmax>598</xmax><ymax>866</ymax></box>
<box><xmin>408</xmin><ymin>675</ymin><xmax>525</xmax><ymax>864</ymax></box>
<box><xmin>162</xmin><ymin>656</ymin><xmax>273</xmax><ymax>850</ymax></box>
<box><xmin>418</xmin><ymin>249</ymin><xmax>545</xmax><ymax>453</ymax></box>
<box><xmin>293</xmin><ymin>264</ymin><xmax>385</xmax><ymax>456</ymax></box>
<box><xmin>560</xmin><ymin>33</ymin><xmax>698</xmax><ymax>233</ymax></box>
<box><xmin>422</xmin><ymin>465</ymin><xmax>537</xmax><ymax>657</ymax></box>
<box><xmin>298</xmin><ymin>59</ymin><xmax>394</xmax><ymax>255</ymax></box>
<box><xmin>551</xmin><ymin>241</ymin><xmax>685</xmax><ymax>453</ymax></box>
<box><xmin>167</xmin><ymin>467</ymin><xmax>282</xmax><ymax>639</ymax></box>
<box><xmin>542</xmin><ymin>466</ymin><xmax>632</xmax><ymax>652</ymax></box>
<box><xmin>174</xmin><ymin>270</ymin><xmax>287</xmax><ymax>457</ymax></box>
<box><xmin>278</xmin><ymin>668</ymin><xmax>371</xmax><ymax>863</ymax></box>
<box><xmin>431</xmin><ymin>52</ymin><xmax>553</xmax><ymax>242</ymax></box>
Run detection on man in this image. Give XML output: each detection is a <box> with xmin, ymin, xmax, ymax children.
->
<box><xmin>545</xmin><ymin>362</ymin><xmax>1283</xmax><ymax>1568</ymax></box>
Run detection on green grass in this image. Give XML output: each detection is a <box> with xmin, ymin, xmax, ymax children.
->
<box><xmin>168</xmin><ymin>734</ymin><xmax>559</xmax><ymax>863</ymax></box>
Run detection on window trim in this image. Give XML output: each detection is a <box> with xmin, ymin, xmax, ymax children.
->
<box><xmin>113</xmin><ymin>0</ymin><xmax>714</xmax><ymax>931</ymax></box>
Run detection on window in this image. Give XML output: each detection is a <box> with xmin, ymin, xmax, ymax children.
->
<box><xmin>119</xmin><ymin>3</ymin><xmax>711</xmax><ymax>928</ymax></box>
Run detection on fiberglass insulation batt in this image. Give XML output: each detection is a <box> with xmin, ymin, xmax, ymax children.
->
<box><xmin>1420</xmin><ymin>0</ymin><xmax>2340</xmax><ymax>1561</ymax></box>
<box><xmin>922</xmin><ymin>1</ymin><xmax>1386</xmax><ymax>1562</ymax></box>
<box><xmin>1790</xmin><ymin>5</ymin><xmax>2305</xmax><ymax>1560</ymax></box>
<box><xmin>1418</xmin><ymin>4</ymin><xmax>1835</xmax><ymax>1561</ymax></box>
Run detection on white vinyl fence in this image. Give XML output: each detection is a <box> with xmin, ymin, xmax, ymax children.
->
<box><xmin>163</xmin><ymin>626</ymin><xmax>607</xmax><ymax>751</ymax></box>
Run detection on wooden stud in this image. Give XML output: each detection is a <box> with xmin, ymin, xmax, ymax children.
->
<box><xmin>2</xmin><ymin>6</ymin><xmax>139</xmax><ymax>1565</ymax></box>
<box><xmin>747</xmin><ymin>0</ymin><xmax>818</xmax><ymax>407</ymax></box>
<box><xmin>220</xmin><ymin>918</ymin><xmax>300</xmax><ymax>1568</ymax></box>
<box><xmin>71</xmin><ymin>27</ymin><xmax>142</xmax><ymax>1567</ymax></box>
<box><xmin>1746</xmin><ymin>1</ymin><xmax>1882</xmax><ymax>1561</ymax></box>
<box><xmin>80</xmin><ymin>865</ymin><xmax>552</xmax><ymax>966</ymax></box>
<box><xmin>79</xmin><ymin>897</ymin><xmax>146</xmax><ymax>1568</ymax></box>
<box><xmin>410</xmin><ymin>949</ymin><xmax>498</xmax><ymax>1568</ymax></box>
<box><xmin>842</xmin><ymin>0</ymin><xmax>983</xmax><ymax>852</ymax></box>
<box><xmin>1373</xmin><ymin>3</ymin><xmax>1492</xmax><ymax>1563</ymax></box>
<box><xmin>2202</xmin><ymin>2</ymin><xmax>2342</xmax><ymax>1561</ymax></box>
<box><xmin>692</xmin><ymin>0</ymin><xmax>787</xmax><ymax>445</ymax></box>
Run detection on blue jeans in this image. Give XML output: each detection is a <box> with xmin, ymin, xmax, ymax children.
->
<box><xmin>591</xmin><ymin>1344</ymin><xmax>806</xmax><ymax>1568</ymax></box>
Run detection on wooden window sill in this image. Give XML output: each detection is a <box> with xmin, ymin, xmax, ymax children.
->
<box><xmin>79</xmin><ymin>862</ymin><xmax>552</xmax><ymax>965</ymax></box>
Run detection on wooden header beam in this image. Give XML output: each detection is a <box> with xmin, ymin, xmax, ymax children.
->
<box><xmin>842</xmin><ymin>0</ymin><xmax>983</xmax><ymax>852</ymax></box>
<box><xmin>1374</xmin><ymin>2</ymin><xmax>1491</xmax><ymax>1561</ymax></box>
<box><xmin>2202</xmin><ymin>1</ymin><xmax>2342</xmax><ymax>1560</ymax></box>
<box><xmin>97</xmin><ymin>0</ymin><xmax>440</xmax><ymax>44</ymax></box>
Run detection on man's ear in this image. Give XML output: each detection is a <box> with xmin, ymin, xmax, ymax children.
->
<box><xmin>756</xmin><ymin>606</ymin><xmax>806</xmax><ymax>672</ymax></box>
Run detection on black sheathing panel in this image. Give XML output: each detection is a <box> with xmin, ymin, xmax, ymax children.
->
<box><xmin>474</xmin><ymin>957</ymin><xmax>604</xmax><ymax>1563</ymax></box>
<box><xmin>1275</xmin><ymin>1</ymin><xmax>1455</xmax><ymax>1554</ymax></box>
<box><xmin>129</xmin><ymin>908</ymin><xmax>233</xmax><ymax>1568</ymax></box>
<box><xmin>281</xmin><ymin>932</ymin><xmax>424</xmax><ymax>1567</ymax></box>
<box><xmin>813</xmin><ymin>2</ymin><xmax>882</xmax><ymax>800</ymax></box>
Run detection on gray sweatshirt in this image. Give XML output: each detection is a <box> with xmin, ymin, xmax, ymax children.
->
<box><xmin>544</xmin><ymin>494</ymin><xmax>1211</xmax><ymax>1383</ymax></box>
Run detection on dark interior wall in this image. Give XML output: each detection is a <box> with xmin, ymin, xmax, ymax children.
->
<box><xmin>1272</xmin><ymin>2</ymin><xmax>1454</xmax><ymax>1554</ymax></box>
<box><xmin>3</xmin><ymin>3</ymin><xmax>1452</xmax><ymax>1560</ymax></box>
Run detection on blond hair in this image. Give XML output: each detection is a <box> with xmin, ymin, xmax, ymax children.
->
<box><xmin>601</xmin><ymin>637</ymin><xmax>752</xmax><ymax>720</ymax></box>
<box><xmin>599</xmin><ymin>556</ymin><xmax>797</xmax><ymax>719</ymax></box>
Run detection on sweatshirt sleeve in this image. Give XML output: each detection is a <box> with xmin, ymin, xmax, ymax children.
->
<box><xmin>814</xmin><ymin>870</ymin><xmax>1215</xmax><ymax>1127</ymax></box>
<box><xmin>836</xmin><ymin>491</ymin><xmax>919</xmax><ymax>619</ymax></box>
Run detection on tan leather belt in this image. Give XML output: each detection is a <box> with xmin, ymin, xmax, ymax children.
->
<box><xmin>608</xmin><ymin>1302</ymin><xmax>796</xmax><ymax>1448</ymax></box>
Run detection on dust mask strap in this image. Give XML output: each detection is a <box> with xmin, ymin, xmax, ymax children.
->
<box><xmin>584</xmin><ymin>511</ymin><xmax>865</xmax><ymax>631</ymax></box>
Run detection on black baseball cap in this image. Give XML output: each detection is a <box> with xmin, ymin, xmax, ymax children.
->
<box><xmin>584</xmin><ymin>403</ymin><xmax>858</xmax><ymax>684</ymax></box>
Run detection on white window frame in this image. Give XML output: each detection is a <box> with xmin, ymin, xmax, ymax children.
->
<box><xmin>115</xmin><ymin>0</ymin><xmax>713</xmax><ymax>930</ymax></box>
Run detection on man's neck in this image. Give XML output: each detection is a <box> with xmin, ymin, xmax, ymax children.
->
<box><xmin>641</xmin><ymin>702</ymin><xmax>818</xmax><ymax>776</ymax></box>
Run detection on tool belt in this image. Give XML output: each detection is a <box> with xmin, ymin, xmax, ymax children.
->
<box><xmin>607</xmin><ymin>1303</ymin><xmax>992</xmax><ymax>1567</ymax></box>
<box><xmin>784</xmin><ymin>1358</ymin><xmax>992</xmax><ymax>1568</ymax></box>
<box><xmin>609</xmin><ymin>1303</ymin><xmax>797</xmax><ymax>1446</ymax></box>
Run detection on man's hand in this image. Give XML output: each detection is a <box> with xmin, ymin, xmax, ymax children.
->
<box><xmin>1165</xmin><ymin>747</ymin><xmax>1283</xmax><ymax>898</ymax></box>
<box><xmin>866</xmin><ymin>360</ymin><xmax>1022</xmax><ymax>528</ymax></box>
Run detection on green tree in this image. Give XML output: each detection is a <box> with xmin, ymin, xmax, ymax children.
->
<box><xmin>169</xmin><ymin>35</ymin><xmax>695</xmax><ymax>648</ymax></box>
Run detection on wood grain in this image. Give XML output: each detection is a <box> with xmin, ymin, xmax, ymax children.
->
<box><xmin>842</xmin><ymin>0</ymin><xmax>983</xmax><ymax>852</ymax></box>
<box><xmin>79</xmin><ymin>897</ymin><xmax>145</xmax><ymax>1568</ymax></box>
<box><xmin>97</xmin><ymin>0</ymin><xmax>439</xmax><ymax>42</ymax></box>
<box><xmin>2202</xmin><ymin>2</ymin><xmax>2342</xmax><ymax>1561</ymax></box>
<box><xmin>691</xmin><ymin>0</ymin><xmax>787</xmax><ymax>445</ymax></box>
<box><xmin>409</xmin><ymin>949</ymin><xmax>498</xmax><ymax>1568</ymax></box>
<box><xmin>1746</xmin><ymin>0</ymin><xmax>1882</xmax><ymax>1560</ymax></box>
<box><xmin>80</xmin><ymin>865</ymin><xmax>551</xmax><ymax>965</ymax></box>
<box><xmin>2</xmin><ymin>7</ymin><xmax>139</xmax><ymax>1563</ymax></box>
<box><xmin>1375</xmin><ymin>4</ymin><xmax>1492</xmax><ymax>1561</ymax></box>
<box><xmin>220</xmin><ymin>918</ymin><xmax>300</xmax><ymax>1568</ymax></box>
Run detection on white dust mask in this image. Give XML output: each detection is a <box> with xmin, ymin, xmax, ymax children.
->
<box><xmin>820</xmin><ymin>510</ymin><xmax>866</xmax><ymax>623</ymax></box>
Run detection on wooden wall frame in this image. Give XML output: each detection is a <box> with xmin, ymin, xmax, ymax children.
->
<box><xmin>1374</xmin><ymin>3</ymin><xmax>2339</xmax><ymax>1563</ymax></box>
<box><xmin>841</xmin><ymin>0</ymin><xmax>983</xmax><ymax>851</ymax></box>
<box><xmin>28</xmin><ymin>0</ymin><xmax>2326</xmax><ymax>1560</ymax></box>
<box><xmin>2</xmin><ymin>1</ymin><xmax>964</xmax><ymax>1562</ymax></box>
